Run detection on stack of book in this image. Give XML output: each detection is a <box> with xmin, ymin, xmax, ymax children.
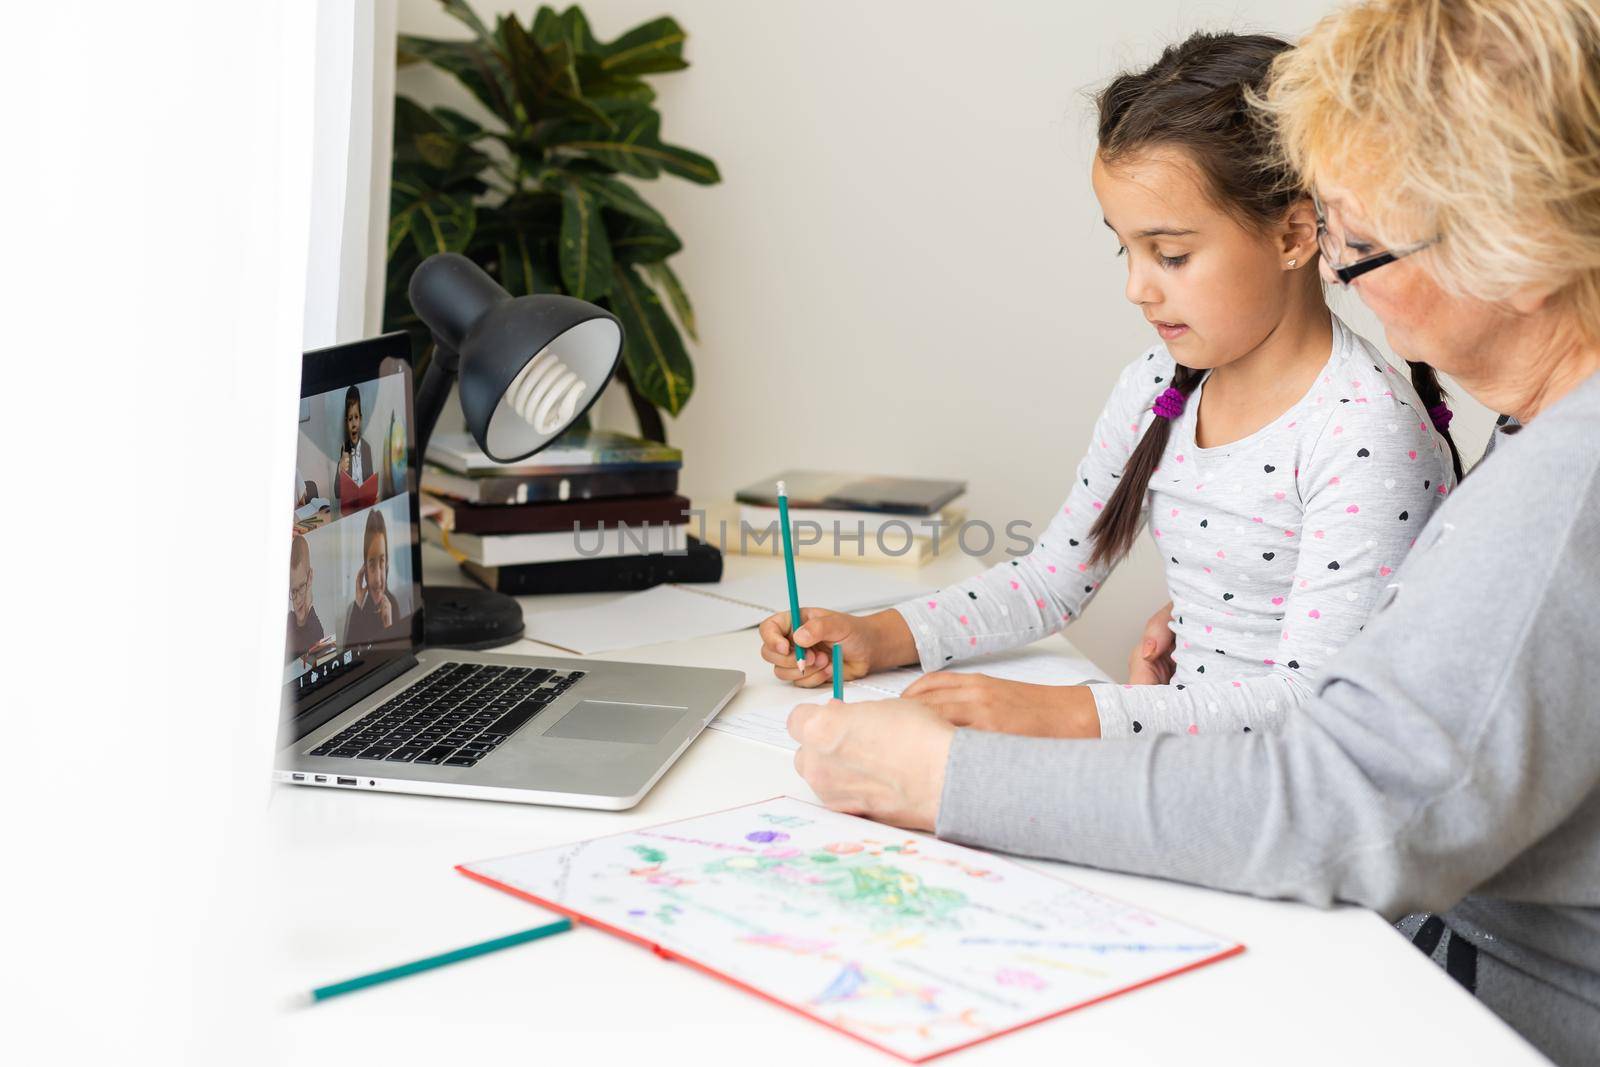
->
<box><xmin>421</xmin><ymin>429</ymin><xmax>722</xmax><ymax>594</ymax></box>
<box><xmin>728</xmin><ymin>470</ymin><xmax>967</xmax><ymax>567</ymax></box>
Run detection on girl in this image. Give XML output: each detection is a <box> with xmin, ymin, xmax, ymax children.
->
<box><xmin>344</xmin><ymin>508</ymin><xmax>402</xmax><ymax>647</ymax></box>
<box><xmin>759</xmin><ymin>31</ymin><xmax>1461</xmax><ymax>739</ymax></box>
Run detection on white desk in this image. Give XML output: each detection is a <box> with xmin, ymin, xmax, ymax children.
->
<box><xmin>270</xmin><ymin>546</ymin><xmax>1543</xmax><ymax>1065</ymax></box>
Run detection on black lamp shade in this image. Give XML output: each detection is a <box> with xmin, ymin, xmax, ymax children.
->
<box><xmin>409</xmin><ymin>253</ymin><xmax>623</xmax><ymax>462</ymax></box>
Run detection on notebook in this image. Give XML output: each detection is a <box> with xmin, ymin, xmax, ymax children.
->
<box><xmin>461</xmin><ymin>537</ymin><xmax>724</xmax><ymax>595</ymax></box>
<box><xmin>708</xmin><ymin>643</ymin><xmax>1108</xmax><ymax>751</ymax></box>
<box><xmin>426</xmin><ymin>492</ymin><xmax>691</xmax><ymax>535</ymax></box>
<box><xmin>519</xmin><ymin>561</ymin><xmax>931</xmax><ymax>654</ymax></box>
<box><xmin>425</xmin><ymin>429</ymin><xmax>681</xmax><ymax>476</ymax></box>
<box><xmin>735</xmin><ymin>470</ymin><xmax>965</xmax><ymax>515</ymax></box>
<box><xmin>459</xmin><ymin>796</ymin><xmax>1243</xmax><ymax>1063</ymax></box>
<box><xmin>422</xmin><ymin>516</ymin><xmax>687</xmax><ymax>567</ymax></box>
<box><xmin>420</xmin><ymin>464</ymin><xmax>680</xmax><ymax>506</ymax></box>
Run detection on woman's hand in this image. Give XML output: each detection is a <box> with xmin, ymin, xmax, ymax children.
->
<box><xmin>900</xmin><ymin>673</ymin><xmax>1102</xmax><ymax>738</ymax></box>
<box><xmin>376</xmin><ymin>591</ymin><xmax>393</xmax><ymax>628</ymax></box>
<box><xmin>757</xmin><ymin>607</ymin><xmax>917</xmax><ymax>688</ymax></box>
<box><xmin>787</xmin><ymin>697</ymin><xmax>954</xmax><ymax>830</ymax></box>
<box><xmin>1128</xmin><ymin>600</ymin><xmax>1177</xmax><ymax>685</ymax></box>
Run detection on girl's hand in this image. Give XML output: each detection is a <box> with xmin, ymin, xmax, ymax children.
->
<box><xmin>355</xmin><ymin>568</ymin><xmax>368</xmax><ymax>608</ymax></box>
<box><xmin>899</xmin><ymin>673</ymin><xmax>1102</xmax><ymax>738</ymax></box>
<box><xmin>1128</xmin><ymin>600</ymin><xmax>1177</xmax><ymax>685</ymax></box>
<box><xmin>787</xmin><ymin>697</ymin><xmax>953</xmax><ymax>830</ymax></box>
<box><xmin>340</xmin><ymin>452</ymin><xmax>352</xmax><ymax>476</ymax></box>
<box><xmin>377</xmin><ymin>591</ymin><xmax>393</xmax><ymax>628</ymax></box>
<box><xmin>757</xmin><ymin>607</ymin><xmax>916</xmax><ymax>688</ymax></box>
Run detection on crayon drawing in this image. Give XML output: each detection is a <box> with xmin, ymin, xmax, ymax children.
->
<box><xmin>462</xmin><ymin>797</ymin><xmax>1241</xmax><ymax>1062</ymax></box>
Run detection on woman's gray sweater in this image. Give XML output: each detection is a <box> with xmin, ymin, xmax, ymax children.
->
<box><xmin>936</xmin><ymin>370</ymin><xmax>1600</xmax><ymax>1062</ymax></box>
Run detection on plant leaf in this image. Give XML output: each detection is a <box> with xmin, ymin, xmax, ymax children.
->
<box><xmin>596</xmin><ymin>17</ymin><xmax>689</xmax><ymax>76</ymax></box>
<box><xmin>412</xmin><ymin>131</ymin><xmax>458</xmax><ymax>170</ymax></box>
<box><xmin>577</xmin><ymin>68</ymin><xmax>657</xmax><ymax>113</ymax></box>
<box><xmin>649</xmin><ymin>141</ymin><xmax>717</xmax><ymax>184</ymax></box>
<box><xmin>474</xmin><ymin>195</ymin><xmax>563</xmax><ymax>298</ymax></box>
<box><xmin>607</xmin><ymin>213</ymin><xmax>683</xmax><ymax>264</ymax></box>
<box><xmin>396</xmin><ymin>35</ymin><xmax>514</xmax><ymax>125</ymax></box>
<box><xmin>392</xmin><ymin>98</ymin><xmax>490</xmax><ymax>187</ymax></box>
<box><xmin>558</xmin><ymin>180</ymin><xmax>613</xmax><ymax>301</ymax></box>
<box><xmin>531</xmin><ymin>6</ymin><xmax>565</xmax><ymax>48</ymax></box>
<box><xmin>560</xmin><ymin>7</ymin><xmax>600</xmax><ymax>53</ymax></box>
<box><xmin>477</xmin><ymin>192</ymin><xmax>563</xmax><ymax>243</ymax></box>
<box><xmin>559</xmin><ymin>171</ymin><xmax>666</xmax><ymax>226</ymax></box>
<box><xmin>608</xmin><ymin>264</ymin><xmax>694</xmax><ymax>415</ymax></box>
<box><xmin>432</xmin><ymin>107</ymin><xmax>486</xmax><ymax>141</ymax></box>
<box><xmin>499</xmin><ymin>14</ymin><xmax>615</xmax><ymax>130</ymax></box>
<box><xmin>544</xmin><ymin>109</ymin><xmax>720</xmax><ymax>184</ymax></box>
<box><xmin>389</xmin><ymin>180</ymin><xmax>476</xmax><ymax>258</ymax></box>
<box><xmin>644</xmin><ymin>260</ymin><xmax>697</xmax><ymax>341</ymax></box>
<box><xmin>496</xmin><ymin>232</ymin><xmax>562</xmax><ymax>296</ymax></box>
<box><xmin>438</xmin><ymin>0</ymin><xmax>495</xmax><ymax>44</ymax></box>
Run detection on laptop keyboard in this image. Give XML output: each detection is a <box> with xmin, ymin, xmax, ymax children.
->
<box><xmin>307</xmin><ymin>662</ymin><xmax>585</xmax><ymax>768</ymax></box>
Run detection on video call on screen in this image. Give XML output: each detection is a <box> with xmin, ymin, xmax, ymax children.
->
<box><xmin>287</xmin><ymin>363</ymin><xmax>417</xmax><ymax>698</ymax></box>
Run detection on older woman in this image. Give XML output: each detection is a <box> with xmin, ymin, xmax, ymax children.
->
<box><xmin>786</xmin><ymin>0</ymin><xmax>1600</xmax><ymax>1060</ymax></box>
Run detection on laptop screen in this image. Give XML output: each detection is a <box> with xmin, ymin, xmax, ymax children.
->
<box><xmin>285</xmin><ymin>334</ymin><xmax>423</xmax><ymax>728</ymax></box>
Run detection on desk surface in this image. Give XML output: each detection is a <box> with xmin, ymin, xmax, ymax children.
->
<box><xmin>270</xmin><ymin>545</ymin><xmax>1542</xmax><ymax>1065</ymax></box>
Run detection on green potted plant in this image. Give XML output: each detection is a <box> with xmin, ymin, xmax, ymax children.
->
<box><xmin>385</xmin><ymin>0</ymin><xmax>719</xmax><ymax>442</ymax></box>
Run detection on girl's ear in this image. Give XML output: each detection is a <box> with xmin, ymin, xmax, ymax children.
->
<box><xmin>1279</xmin><ymin>197</ymin><xmax>1320</xmax><ymax>269</ymax></box>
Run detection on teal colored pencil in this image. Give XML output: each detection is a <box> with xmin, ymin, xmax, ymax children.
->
<box><xmin>776</xmin><ymin>481</ymin><xmax>805</xmax><ymax>667</ymax></box>
<box><xmin>832</xmin><ymin>642</ymin><xmax>843</xmax><ymax>701</ymax></box>
<box><xmin>307</xmin><ymin>918</ymin><xmax>572</xmax><ymax>1003</ymax></box>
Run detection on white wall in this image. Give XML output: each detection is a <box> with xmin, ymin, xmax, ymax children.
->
<box><xmin>394</xmin><ymin>0</ymin><xmax>1498</xmax><ymax>675</ymax></box>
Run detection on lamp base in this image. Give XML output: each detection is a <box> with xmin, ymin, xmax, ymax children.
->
<box><xmin>423</xmin><ymin>585</ymin><xmax>526</xmax><ymax>650</ymax></box>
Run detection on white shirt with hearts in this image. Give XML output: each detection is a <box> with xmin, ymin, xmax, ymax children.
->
<box><xmin>892</xmin><ymin>314</ymin><xmax>1458</xmax><ymax>737</ymax></box>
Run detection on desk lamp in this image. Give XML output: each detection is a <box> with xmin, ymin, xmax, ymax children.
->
<box><xmin>409</xmin><ymin>253</ymin><xmax>623</xmax><ymax>648</ymax></box>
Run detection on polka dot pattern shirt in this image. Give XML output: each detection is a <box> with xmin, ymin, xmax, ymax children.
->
<box><xmin>892</xmin><ymin>315</ymin><xmax>1458</xmax><ymax>737</ymax></box>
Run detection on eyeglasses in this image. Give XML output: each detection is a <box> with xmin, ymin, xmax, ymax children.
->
<box><xmin>1312</xmin><ymin>193</ymin><xmax>1435</xmax><ymax>285</ymax></box>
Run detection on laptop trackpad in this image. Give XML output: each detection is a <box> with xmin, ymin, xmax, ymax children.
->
<box><xmin>544</xmin><ymin>700</ymin><xmax>687</xmax><ymax>744</ymax></box>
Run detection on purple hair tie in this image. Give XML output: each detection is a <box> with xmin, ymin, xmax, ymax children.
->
<box><xmin>1152</xmin><ymin>386</ymin><xmax>1186</xmax><ymax>420</ymax></box>
<box><xmin>1428</xmin><ymin>402</ymin><xmax>1453</xmax><ymax>433</ymax></box>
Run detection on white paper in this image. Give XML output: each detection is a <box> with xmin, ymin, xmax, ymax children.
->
<box><xmin>709</xmin><ymin>644</ymin><xmax>1109</xmax><ymax>751</ymax></box>
<box><xmin>524</xmin><ymin>585</ymin><xmax>771</xmax><ymax>655</ymax></box>
<box><xmin>522</xmin><ymin>561</ymin><xmax>931</xmax><ymax>655</ymax></box>
<box><xmin>712</xmin><ymin>561</ymin><xmax>933</xmax><ymax>619</ymax></box>
<box><xmin>462</xmin><ymin>797</ymin><xmax>1239</xmax><ymax>1062</ymax></box>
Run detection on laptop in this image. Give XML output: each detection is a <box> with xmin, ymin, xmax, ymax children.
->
<box><xmin>273</xmin><ymin>333</ymin><xmax>743</xmax><ymax>809</ymax></box>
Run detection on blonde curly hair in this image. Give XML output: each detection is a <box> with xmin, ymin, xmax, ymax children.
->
<box><xmin>1254</xmin><ymin>0</ymin><xmax>1600</xmax><ymax>339</ymax></box>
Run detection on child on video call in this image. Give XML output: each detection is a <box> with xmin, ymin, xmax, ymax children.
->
<box><xmin>344</xmin><ymin>508</ymin><xmax>402</xmax><ymax>647</ymax></box>
<box><xmin>286</xmin><ymin>533</ymin><xmax>327</xmax><ymax>665</ymax></box>
<box><xmin>335</xmin><ymin>385</ymin><xmax>376</xmax><ymax>514</ymax></box>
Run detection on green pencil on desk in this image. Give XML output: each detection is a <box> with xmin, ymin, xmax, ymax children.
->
<box><xmin>779</xmin><ymin>480</ymin><xmax>842</xmax><ymax>701</ymax></box>
<box><xmin>777</xmin><ymin>480</ymin><xmax>806</xmax><ymax>669</ymax></box>
<box><xmin>304</xmin><ymin>918</ymin><xmax>572</xmax><ymax>1004</ymax></box>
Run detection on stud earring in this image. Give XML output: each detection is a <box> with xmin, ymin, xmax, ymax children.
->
<box><xmin>1286</xmin><ymin>259</ymin><xmax>1298</xmax><ymax>268</ymax></box>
